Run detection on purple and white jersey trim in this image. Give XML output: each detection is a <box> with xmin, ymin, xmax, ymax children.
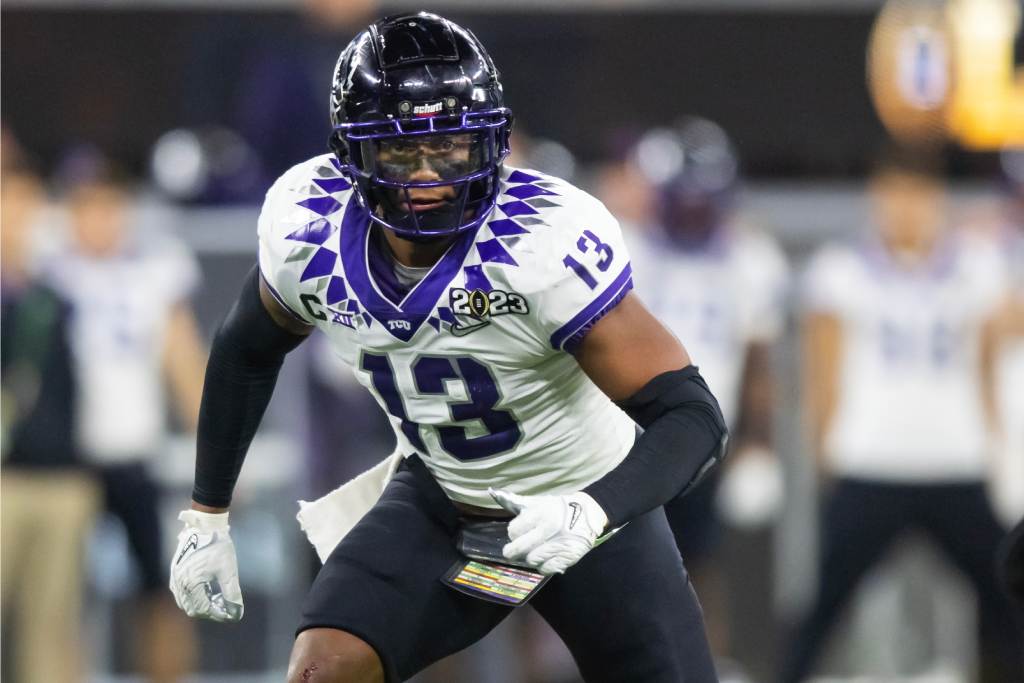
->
<box><xmin>551</xmin><ymin>263</ymin><xmax>634</xmax><ymax>352</ymax></box>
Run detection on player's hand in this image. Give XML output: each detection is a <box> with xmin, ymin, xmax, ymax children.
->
<box><xmin>169</xmin><ymin>509</ymin><xmax>244</xmax><ymax>622</ymax></box>
<box><xmin>489</xmin><ymin>488</ymin><xmax>608</xmax><ymax>575</ymax></box>
<box><xmin>989</xmin><ymin>437</ymin><xmax>1024</xmax><ymax>528</ymax></box>
<box><xmin>716</xmin><ymin>445</ymin><xmax>784</xmax><ymax>529</ymax></box>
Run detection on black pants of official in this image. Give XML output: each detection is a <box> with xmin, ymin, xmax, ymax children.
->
<box><xmin>779</xmin><ymin>478</ymin><xmax>1024</xmax><ymax>683</ymax></box>
<box><xmin>298</xmin><ymin>456</ymin><xmax>718</xmax><ymax>683</ymax></box>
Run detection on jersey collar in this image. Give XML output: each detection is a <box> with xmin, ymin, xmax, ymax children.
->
<box><xmin>340</xmin><ymin>201</ymin><xmax>477</xmax><ymax>342</ymax></box>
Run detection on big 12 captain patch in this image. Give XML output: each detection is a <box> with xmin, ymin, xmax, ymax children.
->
<box><xmin>449</xmin><ymin>288</ymin><xmax>529</xmax><ymax>337</ymax></box>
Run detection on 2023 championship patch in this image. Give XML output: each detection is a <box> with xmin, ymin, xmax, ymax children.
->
<box><xmin>442</xmin><ymin>559</ymin><xmax>551</xmax><ymax>606</ymax></box>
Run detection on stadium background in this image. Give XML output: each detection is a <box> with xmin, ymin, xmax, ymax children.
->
<box><xmin>2</xmin><ymin>1</ymin><xmax>1021</xmax><ymax>682</ymax></box>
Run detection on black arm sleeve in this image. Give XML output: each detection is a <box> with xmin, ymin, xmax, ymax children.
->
<box><xmin>583</xmin><ymin>366</ymin><xmax>728</xmax><ymax>529</ymax></box>
<box><xmin>191</xmin><ymin>266</ymin><xmax>309</xmax><ymax>507</ymax></box>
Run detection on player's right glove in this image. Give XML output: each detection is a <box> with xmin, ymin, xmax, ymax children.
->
<box><xmin>169</xmin><ymin>509</ymin><xmax>244</xmax><ymax>622</ymax></box>
<box><xmin>489</xmin><ymin>488</ymin><xmax>608</xmax><ymax>575</ymax></box>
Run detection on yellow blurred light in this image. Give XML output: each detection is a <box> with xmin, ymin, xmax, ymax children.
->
<box><xmin>868</xmin><ymin>0</ymin><xmax>1024</xmax><ymax>150</ymax></box>
<box><xmin>944</xmin><ymin>0</ymin><xmax>1024</xmax><ymax>149</ymax></box>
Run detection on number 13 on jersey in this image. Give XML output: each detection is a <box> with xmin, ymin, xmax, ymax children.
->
<box><xmin>361</xmin><ymin>352</ymin><xmax>522</xmax><ymax>461</ymax></box>
<box><xmin>563</xmin><ymin>229</ymin><xmax>614</xmax><ymax>290</ymax></box>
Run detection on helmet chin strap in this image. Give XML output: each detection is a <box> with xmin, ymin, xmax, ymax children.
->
<box><xmin>371</xmin><ymin>175</ymin><xmax>483</xmax><ymax>238</ymax></box>
<box><xmin>390</xmin><ymin>229</ymin><xmax>454</xmax><ymax>246</ymax></box>
<box><xmin>372</xmin><ymin>202</ymin><xmax>461</xmax><ymax>244</ymax></box>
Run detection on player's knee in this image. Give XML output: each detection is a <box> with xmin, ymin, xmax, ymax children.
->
<box><xmin>287</xmin><ymin>628</ymin><xmax>384</xmax><ymax>683</ymax></box>
<box><xmin>287</xmin><ymin>657</ymin><xmax>377</xmax><ymax>683</ymax></box>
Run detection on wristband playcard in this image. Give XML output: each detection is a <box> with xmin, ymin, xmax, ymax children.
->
<box><xmin>442</xmin><ymin>558</ymin><xmax>550</xmax><ymax>606</ymax></box>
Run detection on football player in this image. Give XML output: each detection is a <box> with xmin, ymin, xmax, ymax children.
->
<box><xmin>46</xmin><ymin>153</ymin><xmax>203</xmax><ymax>683</ymax></box>
<box><xmin>780</xmin><ymin>146</ymin><xmax>1023</xmax><ymax>683</ymax></box>
<box><xmin>169</xmin><ymin>13</ymin><xmax>727</xmax><ymax>683</ymax></box>
<box><xmin>625</xmin><ymin>118</ymin><xmax>789</xmax><ymax>660</ymax></box>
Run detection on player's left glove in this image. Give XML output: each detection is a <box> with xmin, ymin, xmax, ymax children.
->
<box><xmin>489</xmin><ymin>488</ymin><xmax>608</xmax><ymax>575</ymax></box>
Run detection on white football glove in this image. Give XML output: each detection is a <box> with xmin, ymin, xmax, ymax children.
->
<box><xmin>489</xmin><ymin>488</ymin><xmax>608</xmax><ymax>575</ymax></box>
<box><xmin>169</xmin><ymin>509</ymin><xmax>244</xmax><ymax>622</ymax></box>
<box><xmin>716</xmin><ymin>446</ymin><xmax>784</xmax><ymax>529</ymax></box>
<box><xmin>989</xmin><ymin>438</ymin><xmax>1024</xmax><ymax>528</ymax></box>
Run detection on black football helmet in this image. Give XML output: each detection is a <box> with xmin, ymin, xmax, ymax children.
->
<box><xmin>329</xmin><ymin>12</ymin><xmax>513</xmax><ymax>239</ymax></box>
<box><xmin>632</xmin><ymin>116</ymin><xmax>738</xmax><ymax>247</ymax></box>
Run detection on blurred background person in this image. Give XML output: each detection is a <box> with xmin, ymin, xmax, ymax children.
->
<box><xmin>781</xmin><ymin>145</ymin><xmax>1022</xmax><ymax>683</ymax></box>
<box><xmin>229</xmin><ymin>0</ymin><xmax>377</xmax><ymax>188</ymax></box>
<box><xmin>1</xmin><ymin>131</ymin><xmax>101</xmax><ymax>683</ymax></box>
<box><xmin>165</xmin><ymin>0</ymin><xmax>378</xmax><ymax>203</ymax></box>
<box><xmin>622</xmin><ymin>117</ymin><xmax>790</xmax><ymax>681</ymax></box>
<box><xmin>42</xmin><ymin>150</ymin><xmax>207</xmax><ymax>683</ymax></box>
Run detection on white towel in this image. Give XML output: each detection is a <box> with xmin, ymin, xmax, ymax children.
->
<box><xmin>296</xmin><ymin>451</ymin><xmax>404</xmax><ymax>563</ymax></box>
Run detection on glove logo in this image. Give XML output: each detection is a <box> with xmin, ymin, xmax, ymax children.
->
<box><xmin>176</xmin><ymin>533</ymin><xmax>199</xmax><ymax>565</ymax></box>
<box><xmin>567</xmin><ymin>502</ymin><xmax>582</xmax><ymax>530</ymax></box>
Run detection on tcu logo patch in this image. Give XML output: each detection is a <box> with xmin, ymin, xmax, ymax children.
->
<box><xmin>388</xmin><ymin>320</ymin><xmax>412</xmax><ymax>332</ymax></box>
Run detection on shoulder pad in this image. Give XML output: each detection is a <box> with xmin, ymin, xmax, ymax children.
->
<box><xmin>257</xmin><ymin>154</ymin><xmax>355</xmax><ymax>324</ymax></box>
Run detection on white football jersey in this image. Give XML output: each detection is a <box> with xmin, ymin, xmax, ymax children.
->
<box><xmin>46</xmin><ymin>231</ymin><xmax>200</xmax><ymax>461</ymax></box>
<box><xmin>259</xmin><ymin>155</ymin><xmax>637</xmax><ymax>508</ymax></box>
<box><xmin>627</xmin><ymin>225</ymin><xmax>789</xmax><ymax>425</ymax></box>
<box><xmin>804</xmin><ymin>236</ymin><xmax>1008</xmax><ymax>481</ymax></box>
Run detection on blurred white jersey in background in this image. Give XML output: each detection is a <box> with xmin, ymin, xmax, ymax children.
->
<box><xmin>627</xmin><ymin>224</ymin><xmax>790</xmax><ymax>425</ymax></box>
<box><xmin>803</xmin><ymin>236</ymin><xmax>1008</xmax><ymax>482</ymax></box>
<box><xmin>46</xmin><ymin>233</ymin><xmax>200</xmax><ymax>461</ymax></box>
